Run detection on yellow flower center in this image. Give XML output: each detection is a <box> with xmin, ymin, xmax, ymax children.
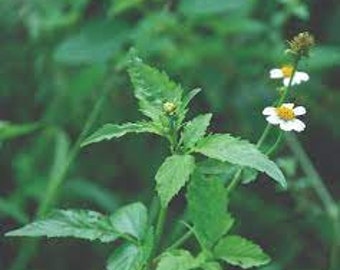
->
<box><xmin>276</xmin><ymin>105</ymin><xmax>295</xmax><ymax>121</ymax></box>
<box><xmin>281</xmin><ymin>65</ymin><xmax>294</xmax><ymax>78</ymax></box>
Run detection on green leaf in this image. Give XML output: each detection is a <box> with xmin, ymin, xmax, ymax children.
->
<box><xmin>54</xmin><ymin>20</ymin><xmax>128</xmax><ymax>65</ymax></box>
<box><xmin>194</xmin><ymin>134</ymin><xmax>286</xmax><ymax>188</ymax></box>
<box><xmin>5</xmin><ymin>209</ymin><xmax>119</xmax><ymax>242</ymax></box>
<box><xmin>197</xmin><ymin>160</ymin><xmax>259</xmax><ymax>185</ymax></box>
<box><xmin>214</xmin><ymin>235</ymin><xmax>271</xmax><ymax>269</ymax></box>
<box><xmin>187</xmin><ymin>173</ymin><xmax>234</xmax><ymax>249</ymax></box>
<box><xmin>156</xmin><ymin>155</ymin><xmax>195</xmax><ymax>208</ymax></box>
<box><xmin>181</xmin><ymin>114</ymin><xmax>212</xmax><ymax>150</ymax></box>
<box><xmin>107</xmin><ymin>243</ymin><xmax>144</xmax><ymax>270</ymax></box>
<box><xmin>180</xmin><ymin>88</ymin><xmax>201</xmax><ymax>110</ymax></box>
<box><xmin>0</xmin><ymin>121</ymin><xmax>39</xmax><ymax>141</ymax></box>
<box><xmin>241</xmin><ymin>168</ymin><xmax>258</xmax><ymax>184</ymax></box>
<box><xmin>108</xmin><ymin>0</ymin><xmax>143</xmax><ymax>16</ymax></box>
<box><xmin>201</xmin><ymin>262</ymin><xmax>222</xmax><ymax>270</ymax></box>
<box><xmin>156</xmin><ymin>250</ymin><xmax>200</xmax><ymax>270</ymax></box>
<box><xmin>179</xmin><ymin>0</ymin><xmax>248</xmax><ymax>16</ymax></box>
<box><xmin>81</xmin><ymin>122</ymin><xmax>159</xmax><ymax>147</ymax></box>
<box><xmin>128</xmin><ymin>52</ymin><xmax>183</xmax><ymax>121</ymax></box>
<box><xmin>107</xmin><ymin>228</ymin><xmax>153</xmax><ymax>270</ymax></box>
<box><xmin>110</xmin><ymin>202</ymin><xmax>148</xmax><ymax>240</ymax></box>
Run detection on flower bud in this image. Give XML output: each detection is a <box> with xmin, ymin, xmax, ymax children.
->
<box><xmin>163</xmin><ymin>102</ymin><xmax>177</xmax><ymax>115</ymax></box>
<box><xmin>287</xmin><ymin>31</ymin><xmax>315</xmax><ymax>57</ymax></box>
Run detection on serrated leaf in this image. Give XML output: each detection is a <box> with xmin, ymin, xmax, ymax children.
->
<box><xmin>110</xmin><ymin>202</ymin><xmax>147</xmax><ymax>240</ymax></box>
<box><xmin>194</xmin><ymin>134</ymin><xmax>286</xmax><ymax>187</ymax></box>
<box><xmin>107</xmin><ymin>243</ymin><xmax>144</xmax><ymax>270</ymax></box>
<box><xmin>187</xmin><ymin>173</ymin><xmax>234</xmax><ymax>249</ymax></box>
<box><xmin>5</xmin><ymin>209</ymin><xmax>118</xmax><ymax>242</ymax></box>
<box><xmin>181</xmin><ymin>114</ymin><xmax>212</xmax><ymax>150</ymax></box>
<box><xmin>214</xmin><ymin>235</ymin><xmax>271</xmax><ymax>269</ymax></box>
<box><xmin>81</xmin><ymin>122</ymin><xmax>159</xmax><ymax>147</ymax></box>
<box><xmin>156</xmin><ymin>250</ymin><xmax>200</xmax><ymax>270</ymax></box>
<box><xmin>156</xmin><ymin>155</ymin><xmax>195</xmax><ymax>208</ymax></box>
<box><xmin>128</xmin><ymin>52</ymin><xmax>183</xmax><ymax>121</ymax></box>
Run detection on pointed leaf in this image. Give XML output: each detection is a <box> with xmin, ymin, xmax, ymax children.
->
<box><xmin>156</xmin><ymin>155</ymin><xmax>195</xmax><ymax>208</ymax></box>
<box><xmin>194</xmin><ymin>134</ymin><xmax>286</xmax><ymax>187</ymax></box>
<box><xmin>187</xmin><ymin>173</ymin><xmax>234</xmax><ymax>248</ymax></box>
<box><xmin>110</xmin><ymin>202</ymin><xmax>148</xmax><ymax>240</ymax></box>
<box><xmin>5</xmin><ymin>209</ymin><xmax>118</xmax><ymax>242</ymax></box>
<box><xmin>128</xmin><ymin>53</ymin><xmax>183</xmax><ymax>121</ymax></box>
<box><xmin>181</xmin><ymin>114</ymin><xmax>212</xmax><ymax>150</ymax></box>
<box><xmin>180</xmin><ymin>88</ymin><xmax>201</xmax><ymax>109</ymax></box>
<box><xmin>214</xmin><ymin>235</ymin><xmax>271</xmax><ymax>269</ymax></box>
<box><xmin>82</xmin><ymin>122</ymin><xmax>159</xmax><ymax>147</ymax></box>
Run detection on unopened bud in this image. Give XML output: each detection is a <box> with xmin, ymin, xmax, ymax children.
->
<box><xmin>163</xmin><ymin>102</ymin><xmax>177</xmax><ymax>115</ymax></box>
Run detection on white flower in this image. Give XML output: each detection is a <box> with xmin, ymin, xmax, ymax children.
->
<box><xmin>270</xmin><ymin>65</ymin><xmax>309</xmax><ymax>87</ymax></box>
<box><xmin>262</xmin><ymin>103</ymin><xmax>306</xmax><ymax>132</ymax></box>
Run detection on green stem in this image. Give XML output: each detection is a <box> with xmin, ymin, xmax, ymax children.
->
<box><xmin>9</xmin><ymin>77</ymin><xmax>112</xmax><ymax>270</ymax></box>
<box><xmin>266</xmin><ymin>130</ymin><xmax>284</xmax><ymax>156</ymax></box>
<box><xmin>37</xmin><ymin>81</ymin><xmax>111</xmax><ymax>217</ymax></box>
<box><xmin>256</xmin><ymin>123</ymin><xmax>272</xmax><ymax>148</ymax></box>
<box><xmin>285</xmin><ymin>133</ymin><xmax>339</xmax><ymax>270</ymax></box>
<box><xmin>226</xmin><ymin>55</ymin><xmax>301</xmax><ymax>194</ymax></box>
<box><xmin>166</xmin><ymin>230</ymin><xmax>193</xmax><ymax>251</ymax></box>
<box><xmin>153</xmin><ymin>207</ymin><xmax>168</xmax><ymax>255</ymax></box>
<box><xmin>226</xmin><ymin>168</ymin><xmax>243</xmax><ymax>194</ymax></box>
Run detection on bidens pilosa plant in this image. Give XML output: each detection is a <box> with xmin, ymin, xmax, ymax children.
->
<box><xmin>6</xmin><ymin>32</ymin><xmax>315</xmax><ymax>269</ymax></box>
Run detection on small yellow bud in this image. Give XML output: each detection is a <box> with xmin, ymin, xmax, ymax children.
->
<box><xmin>163</xmin><ymin>102</ymin><xmax>177</xmax><ymax>115</ymax></box>
<box><xmin>287</xmin><ymin>31</ymin><xmax>315</xmax><ymax>57</ymax></box>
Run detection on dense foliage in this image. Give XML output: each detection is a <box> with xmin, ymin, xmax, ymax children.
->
<box><xmin>1</xmin><ymin>0</ymin><xmax>339</xmax><ymax>270</ymax></box>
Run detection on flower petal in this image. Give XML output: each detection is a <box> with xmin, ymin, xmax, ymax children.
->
<box><xmin>266</xmin><ymin>115</ymin><xmax>281</xmax><ymax>125</ymax></box>
<box><xmin>262</xmin><ymin>107</ymin><xmax>276</xmax><ymax>115</ymax></box>
<box><xmin>279</xmin><ymin>121</ymin><xmax>295</xmax><ymax>131</ymax></box>
<box><xmin>282</xmin><ymin>103</ymin><xmax>294</xmax><ymax>109</ymax></box>
<box><xmin>283</xmin><ymin>77</ymin><xmax>291</xmax><ymax>87</ymax></box>
<box><xmin>291</xmin><ymin>119</ymin><xmax>306</xmax><ymax>132</ymax></box>
<box><xmin>295</xmin><ymin>71</ymin><xmax>309</xmax><ymax>82</ymax></box>
<box><xmin>293</xmin><ymin>106</ymin><xmax>306</xmax><ymax>116</ymax></box>
<box><xmin>270</xmin><ymin>69</ymin><xmax>283</xmax><ymax>79</ymax></box>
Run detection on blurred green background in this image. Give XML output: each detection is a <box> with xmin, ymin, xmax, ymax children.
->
<box><xmin>1</xmin><ymin>0</ymin><xmax>339</xmax><ymax>269</ymax></box>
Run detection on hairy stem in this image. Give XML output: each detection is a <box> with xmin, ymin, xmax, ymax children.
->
<box><xmin>285</xmin><ymin>133</ymin><xmax>339</xmax><ymax>270</ymax></box>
